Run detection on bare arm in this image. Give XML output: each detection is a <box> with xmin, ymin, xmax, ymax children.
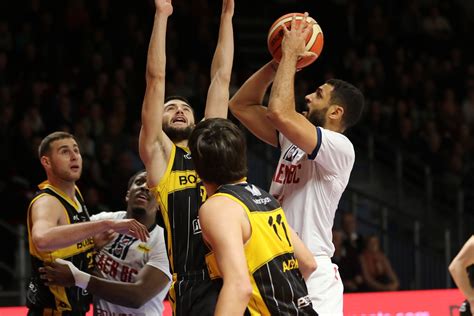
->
<box><xmin>40</xmin><ymin>263</ymin><xmax>170</xmax><ymax>309</ymax></box>
<box><xmin>31</xmin><ymin>196</ymin><xmax>149</xmax><ymax>252</ymax></box>
<box><xmin>449</xmin><ymin>235</ymin><xmax>474</xmax><ymax>309</ymax></box>
<box><xmin>204</xmin><ymin>0</ymin><xmax>234</xmax><ymax>119</ymax></box>
<box><xmin>229</xmin><ymin>61</ymin><xmax>278</xmax><ymax>146</ymax></box>
<box><xmin>267</xmin><ymin>13</ymin><xmax>320</xmax><ymax>154</ymax></box>
<box><xmin>200</xmin><ymin>197</ymin><xmax>252</xmax><ymax>315</ymax></box>
<box><xmin>289</xmin><ymin>227</ymin><xmax>317</xmax><ymax>280</ymax></box>
<box><xmin>139</xmin><ymin>0</ymin><xmax>174</xmax><ymax>188</ymax></box>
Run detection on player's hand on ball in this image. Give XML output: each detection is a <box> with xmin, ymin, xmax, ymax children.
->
<box><xmin>282</xmin><ymin>13</ymin><xmax>316</xmax><ymax>59</ymax></box>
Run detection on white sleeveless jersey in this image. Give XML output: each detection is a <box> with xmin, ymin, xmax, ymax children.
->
<box><xmin>90</xmin><ymin>211</ymin><xmax>171</xmax><ymax>316</ymax></box>
<box><xmin>269</xmin><ymin>127</ymin><xmax>355</xmax><ymax>257</ymax></box>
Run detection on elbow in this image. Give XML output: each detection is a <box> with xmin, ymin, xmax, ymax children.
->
<box><xmin>265</xmin><ymin>106</ymin><xmax>285</xmax><ymax>124</ymax></box>
<box><xmin>301</xmin><ymin>258</ymin><xmax>317</xmax><ymax>280</ymax></box>
<box><xmin>33</xmin><ymin>234</ymin><xmax>53</xmax><ymax>252</ymax></box>
<box><xmin>229</xmin><ymin>279</ymin><xmax>253</xmax><ymax>303</ymax></box>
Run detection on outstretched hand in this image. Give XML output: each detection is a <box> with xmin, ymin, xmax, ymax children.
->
<box><xmin>110</xmin><ymin>219</ymin><xmax>149</xmax><ymax>241</ymax></box>
<box><xmin>221</xmin><ymin>0</ymin><xmax>234</xmax><ymax>16</ymax></box>
<box><xmin>39</xmin><ymin>261</ymin><xmax>75</xmax><ymax>287</ymax></box>
<box><xmin>155</xmin><ymin>0</ymin><xmax>173</xmax><ymax>16</ymax></box>
<box><xmin>281</xmin><ymin>13</ymin><xmax>316</xmax><ymax>60</ymax></box>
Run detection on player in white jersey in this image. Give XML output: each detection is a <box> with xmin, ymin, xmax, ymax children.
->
<box><xmin>229</xmin><ymin>14</ymin><xmax>364</xmax><ymax>315</ymax></box>
<box><xmin>40</xmin><ymin>171</ymin><xmax>171</xmax><ymax>316</ymax></box>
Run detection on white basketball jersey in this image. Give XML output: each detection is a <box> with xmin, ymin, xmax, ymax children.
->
<box><xmin>269</xmin><ymin>127</ymin><xmax>355</xmax><ymax>257</ymax></box>
<box><xmin>90</xmin><ymin>211</ymin><xmax>171</xmax><ymax>316</ymax></box>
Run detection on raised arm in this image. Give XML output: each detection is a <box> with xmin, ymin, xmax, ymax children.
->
<box><xmin>229</xmin><ymin>61</ymin><xmax>278</xmax><ymax>146</ymax></box>
<box><xmin>267</xmin><ymin>13</ymin><xmax>320</xmax><ymax>154</ymax></box>
<box><xmin>199</xmin><ymin>197</ymin><xmax>252</xmax><ymax>315</ymax></box>
<box><xmin>139</xmin><ymin>0</ymin><xmax>174</xmax><ymax>188</ymax></box>
<box><xmin>31</xmin><ymin>196</ymin><xmax>149</xmax><ymax>252</ymax></box>
<box><xmin>204</xmin><ymin>0</ymin><xmax>234</xmax><ymax>119</ymax></box>
<box><xmin>449</xmin><ymin>235</ymin><xmax>474</xmax><ymax>310</ymax></box>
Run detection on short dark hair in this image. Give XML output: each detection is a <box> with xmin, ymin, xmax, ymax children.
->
<box><xmin>326</xmin><ymin>79</ymin><xmax>365</xmax><ymax>130</ymax></box>
<box><xmin>38</xmin><ymin>131</ymin><xmax>76</xmax><ymax>159</ymax></box>
<box><xmin>127</xmin><ymin>169</ymin><xmax>146</xmax><ymax>189</ymax></box>
<box><xmin>189</xmin><ymin>118</ymin><xmax>247</xmax><ymax>185</ymax></box>
<box><xmin>164</xmin><ymin>95</ymin><xmax>192</xmax><ymax>107</ymax></box>
<box><xmin>164</xmin><ymin>95</ymin><xmax>196</xmax><ymax>121</ymax></box>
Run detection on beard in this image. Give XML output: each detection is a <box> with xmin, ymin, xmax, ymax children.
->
<box><xmin>163</xmin><ymin>124</ymin><xmax>194</xmax><ymax>143</ymax></box>
<box><xmin>130</xmin><ymin>207</ymin><xmax>146</xmax><ymax>219</ymax></box>
<box><xmin>307</xmin><ymin>107</ymin><xmax>327</xmax><ymax>127</ymax></box>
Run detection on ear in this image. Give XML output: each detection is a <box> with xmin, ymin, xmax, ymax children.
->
<box><xmin>40</xmin><ymin>156</ymin><xmax>50</xmax><ymax>169</ymax></box>
<box><xmin>328</xmin><ymin>105</ymin><xmax>344</xmax><ymax>121</ymax></box>
<box><xmin>125</xmin><ymin>190</ymin><xmax>130</xmax><ymax>203</ymax></box>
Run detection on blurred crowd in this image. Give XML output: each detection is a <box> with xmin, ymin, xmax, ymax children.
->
<box><xmin>1</xmin><ymin>0</ymin><xmax>473</xmax><ymax>291</ymax></box>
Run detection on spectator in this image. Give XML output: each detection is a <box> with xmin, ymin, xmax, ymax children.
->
<box><xmin>359</xmin><ymin>235</ymin><xmax>399</xmax><ymax>291</ymax></box>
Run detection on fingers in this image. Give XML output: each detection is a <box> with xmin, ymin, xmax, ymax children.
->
<box><xmin>128</xmin><ymin>221</ymin><xmax>150</xmax><ymax>242</ymax></box>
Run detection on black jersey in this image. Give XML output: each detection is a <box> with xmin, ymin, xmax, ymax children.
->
<box><xmin>26</xmin><ymin>181</ymin><xmax>94</xmax><ymax>315</ymax></box>
<box><xmin>150</xmin><ymin>145</ymin><xmax>208</xmax><ymax>274</ymax></box>
<box><xmin>206</xmin><ymin>183</ymin><xmax>316</xmax><ymax>315</ymax></box>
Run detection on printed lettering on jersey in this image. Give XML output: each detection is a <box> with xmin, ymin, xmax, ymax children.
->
<box><xmin>192</xmin><ymin>218</ymin><xmax>202</xmax><ymax>235</ymax></box>
<box><xmin>282</xmin><ymin>258</ymin><xmax>299</xmax><ymax>272</ymax></box>
<box><xmin>96</xmin><ymin>252</ymin><xmax>139</xmax><ymax>282</ymax></box>
<box><xmin>297</xmin><ymin>295</ymin><xmax>312</xmax><ymax>308</ymax></box>
<box><xmin>184</xmin><ymin>153</ymin><xmax>192</xmax><ymax>160</ymax></box>
<box><xmin>171</xmin><ymin>170</ymin><xmax>202</xmax><ymax>192</ymax></box>
<box><xmin>107</xmin><ymin>235</ymin><xmax>136</xmax><ymax>260</ymax></box>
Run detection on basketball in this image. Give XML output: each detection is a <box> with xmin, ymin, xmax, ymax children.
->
<box><xmin>267</xmin><ymin>13</ymin><xmax>324</xmax><ymax>69</ymax></box>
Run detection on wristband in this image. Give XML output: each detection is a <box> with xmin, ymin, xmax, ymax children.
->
<box><xmin>55</xmin><ymin>258</ymin><xmax>91</xmax><ymax>289</ymax></box>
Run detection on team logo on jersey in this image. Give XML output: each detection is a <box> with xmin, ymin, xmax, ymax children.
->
<box><xmin>137</xmin><ymin>244</ymin><xmax>150</xmax><ymax>253</ymax></box>
<box><xmin>184</xmin><ymin>153</ymin><xmax>192</xmax><ymax>160</ymax></box>
<box><xmin>72</xmin><ymin>214</ymin><xmax>80</xmax><ymax>222</ymax></box>
<box><xmin>193</xmin><ymin>218</ymin><xmax>202</xmax><ymax>235</ymax></box>
<box><xmin>297</xmin><ymin>295</ymin><xmax>311</xmax><ymax>308</ymax></box>
<box><xmin>245</xmin><ymin>184</ymin><xmax>261</xmax><ymax>196</ymax></box>
<box><xmin>283</xmin><ymin>145</ymin><xmax>306</xmax><ymax>163</ymax></box>
<box><xmin>107</xmin><ymin>235</ymin><xmax>136</xmax><ymax>260</ymax></box>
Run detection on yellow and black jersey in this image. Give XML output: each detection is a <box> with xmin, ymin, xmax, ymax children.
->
<box><xmin>206</xmin><ymin>182</ymin><xmax>317</xmax><ymax>316</ymax></box>
<box><xmin>26</xmin><ymin>181</ymin><xmax>94</xmax><ymax>315</ymax></box>
<box><xmin>150</xmin><ymin>145</ymin><xmax>208</xmax><ymax>275</ymax></box>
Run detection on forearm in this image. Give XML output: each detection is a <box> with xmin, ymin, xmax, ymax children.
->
<box><xmin>214</xmin><ymin>282</ymin><xmax>251</xmax><ymax>316</ymax></box>
<box><xmin>267</xmin><ymin>54</ymin><xmax>298</xmax><ymax>118</ymax></box>
<box><xmin>145</xmin><ymin>12</ymin><xmax>168</xmax><ymax>80</ymax></box>
<box><xmin>34</xmin><ymin>220</ymin><xmax>111</xmax><ymax>252</ymax></box>
<box><xmin>205</xmin><ymin>12</ymin><xmax>234</xmax><ymax>119</ymax></box>
<box><xmin>141</xmin><ymin>12</ymin><xmax>168</xmax><ymax>140</ymax></box>
<box><xmin>450</xmin><ymin>263</ymin><xmax>474</xmax><ymax>302</ymax></box>
<box><xmin>87</xmin><ymin>277</ymin><xmax>149</xmax><ymax>309</ymax></box>
<box><xmin>229</xmin><ymin>62</ymin><xmax>275</xmax><ymax>114</ymax></box>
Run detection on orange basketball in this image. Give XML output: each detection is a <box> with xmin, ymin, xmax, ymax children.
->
<box><xmin>267</xmin><ymin>13</ymin><xmax>324</xmax><ymax>69</ymax></box>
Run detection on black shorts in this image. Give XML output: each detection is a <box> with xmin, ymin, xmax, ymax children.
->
<box><xmin>170</xmin><ymin>270</ymin><xmax>222</xmax><ymax>316</ymax></box>
<box><xmin>460</xmin><ymin>300</ymin><xmax>471</xmax><ymax>316</ymax></box>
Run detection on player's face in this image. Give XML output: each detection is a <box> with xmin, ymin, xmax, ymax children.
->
<box><xmin>304</xmin><ymin>83</ymin><xmax>334</xmax><ymax>127</ymax></box>
<box><xmin>127</xmin><ymin>172</ymin><xmax>156</xmax><ymax>213</ymax></box>
<box><xmin>46</xmin><ymin>138</ymin><xmax>82</xmax><ymax>182</ymax></box>
<box><xmin>162</xmin><ymin>99</ymin><xmax>195</xmax><ymax>130</ymax></box>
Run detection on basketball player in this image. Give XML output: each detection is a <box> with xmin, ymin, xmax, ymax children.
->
<box><xmin>449</xmin><ymin>235</ymin><xmax>474</xmax><ymax>316</ymax></box>
<box><xmin>188</xmin><ymin>118</ymin><xmax>317</xmax><ymax>315</ymax></box>
<box><xmin>27</xmin><ymin>131</ymin><xmax>149</xmax><ymax>316</ymax></box>
<box><xmin>229</xmin><ymin>14</ymin><xmax>365</xmax><ymax>315</ymax></box>
<box><xmin>39</xmin><ymin>170</ymin><xmax>171</xmax><ymax>315</ymax></box>
<box><xmin>138</xmin><ymin>0</ymin><xmax>234</xmax><ymax>314</ymax></box>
